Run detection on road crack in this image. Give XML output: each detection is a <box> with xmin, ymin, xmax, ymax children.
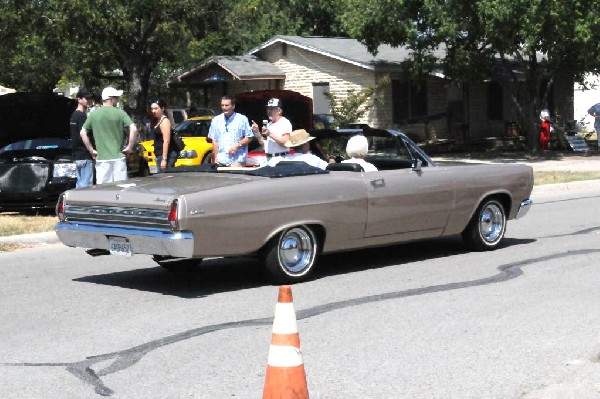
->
<box><xmin>2</xmin><ymin>249</ymin><xmax>599</xmax><ymax>396</ymax></box>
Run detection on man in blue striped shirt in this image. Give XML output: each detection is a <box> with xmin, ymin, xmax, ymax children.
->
<box><xmin>208</xmin><ymin>95</ymin><xmax>254</xmax><ymax>166</ymax></box>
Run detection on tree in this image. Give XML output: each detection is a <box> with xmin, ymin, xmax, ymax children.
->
<box><xmin>340</xmin><ymin>0</ymin><xmax>600</xmax><ymax>149</ymax></box>
<box><xmin>323</xmin><ymin>77</ymin><xmax>390</xmax><ymax>127</ymax></box>
<box><xmin>0</xmin><ymin>1</ymin><xmax>69</xmax><ymax>91</ymax></box>
<box><xmin>0</xmin><ymin>0</ymin><xmax>348</xmax><ymax>124</ymax></box>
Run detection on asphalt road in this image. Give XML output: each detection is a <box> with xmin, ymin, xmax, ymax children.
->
<box><xmin>0</xmin><ymin>183</ymin><xmax>599</xmax><ymax>398</ymax></box>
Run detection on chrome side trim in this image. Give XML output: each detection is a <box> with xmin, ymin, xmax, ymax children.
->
<box><xmin>515</xmin><ymin>198</ymin><xmax>533</xmax><ymax>219</ymax></box>
<box><xmin>55</xmin><ymin>222</ymin><xmax>194</xmax><ymax>258</ymax></box>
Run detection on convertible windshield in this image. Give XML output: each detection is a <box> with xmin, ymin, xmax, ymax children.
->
<box><xmin>317</xmin><ymin>132</ymin><xmax>411</xmax><ymax>162</ymax></box>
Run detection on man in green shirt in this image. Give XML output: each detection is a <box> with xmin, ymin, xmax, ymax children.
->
<box><xmin>80</xmin><ymin>87</ymin><xmax>138</xmax><ymax>184</ymax></box>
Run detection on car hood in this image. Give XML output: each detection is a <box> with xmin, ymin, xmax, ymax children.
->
<box><xmin>0</xmin><ymin>92</ymin><xmax>77</xmax><ymax>148</ymax></box>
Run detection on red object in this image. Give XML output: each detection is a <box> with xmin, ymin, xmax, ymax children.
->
<box><xmin>235</xmin><ymin>90</ymin><xmax>314</xmax><ymax>131</ymax></box>
<box><xmin>539</xmin><ymin>120</ymin><xmax>551</xmax><ymax>150</ymax></box>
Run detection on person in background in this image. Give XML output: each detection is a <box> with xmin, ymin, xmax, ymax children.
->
<box><xmin>587</xmin><ymin>102</ymin><xmax>600</xmax><ymax>149</ymax></box>
<box><xmin>208</xmin><ymin>95</ymin><xmax>254</xmax><ymax>166</ymax></box>
<box><xmin>341</xmin><ymin>135</ymin><xmax>378</xmax><ymax>171</ymax></box>
<box><xmin>539</xmin><ymin>109</ymin><xmax>552</xmax><ymax>151</ymax></box>
<box><xmin>149</xmin><ymin>98</ymin><xmax>177</xmax><ymax>172</ymax></box>
<box><xmin>70</xmin><ymin>90</ymin><xmax>94</xmax><ymax>187</ymax></box>
<box><xmin>80</xmin><ymin>86</ymin><xmax>137</xmax><ymax>184</ymax></box>
<box><xmin>267</xmin><ymin>129</ymin><xmax>329</xmax><ymax>170</ymax></box>
<box><xmin>251</xmin><ymin>98</ymin><xmax>292</xmax><ymax>163</ymax></box>
<box><xmin>89</xmin><ymin>97</ymin><xmax>102</xmax><ymax>113</ymax></box>
<box><xmin>187</xmin><ymin>106</ymin><xmax>198</xmax><ymax>118</ymax></box>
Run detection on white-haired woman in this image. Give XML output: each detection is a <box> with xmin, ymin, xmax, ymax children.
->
<box><xmin>341</xmin><ymin>135</ymin><xmax>377</xmax><ymax>171</ymax></box>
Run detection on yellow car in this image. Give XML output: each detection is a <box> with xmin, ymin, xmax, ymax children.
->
<box><xmin>140</xmin><ymin>116</ymin><xmax>213</xmax><ymax>174</ymax></box>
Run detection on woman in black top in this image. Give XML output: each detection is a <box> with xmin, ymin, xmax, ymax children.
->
<box><xmin>149</xmin><ymin>98</ymin><xmax>177</xmax><ymax>172</ymax></box>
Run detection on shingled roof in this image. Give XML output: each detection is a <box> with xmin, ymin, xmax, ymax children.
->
<box><xmin>247</xmin><ymin>35</ymin><xmax>447</xmax><ymax>71</ymax></box>
<box><xmin>167</xmin><ymin>55</ymin><xmax>284</xmax><ymax>87</ymax></box>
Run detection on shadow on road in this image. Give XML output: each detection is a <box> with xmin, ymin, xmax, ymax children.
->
<box><xmin>73</xmin><ymin>236</ymin><xmax>535</xmax><ymax>298</ymax></box>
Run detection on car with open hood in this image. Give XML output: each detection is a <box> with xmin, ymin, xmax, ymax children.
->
<box><xmin>55</xmin><ymin>126</ymin><xmax>534</xmax><ymax>283</ymax></box>
<box><xmin>0</xmin><ymin>92</ymin><xmax>78</xmax><ymax>211</ymax></box>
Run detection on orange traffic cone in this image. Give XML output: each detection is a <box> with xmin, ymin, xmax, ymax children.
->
<box><xmin>263</xmin><ymin>285</ymin><xmax>309</xmax><ymax>399</ymax></box>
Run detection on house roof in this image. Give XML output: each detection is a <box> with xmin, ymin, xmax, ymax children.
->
<box><xmin>247</xmin><ymin>35</ymin><xmax>447</xmax><ymax>71</ymax></box>
<box><xmin>166</xmin><ymin>55</ymin><xmax>285</xmax><ymax>87</ymax></box>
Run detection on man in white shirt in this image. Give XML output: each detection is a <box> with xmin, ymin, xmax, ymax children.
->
<box><xmin>251</xmin><ymin>98</ymin><xmax>292</xmax><ymax>163</ymax></box>
<box><xmin>267</xmin><ymin>129</ymin><xmax>329</xmax><ymax>170</ymax></box>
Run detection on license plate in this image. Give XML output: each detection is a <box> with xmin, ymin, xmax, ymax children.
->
<box><xmin>149</xmin><ymin>165</ymin><xmax>158</xmax><ymax>174</ymax></box>
<box><xmin>108</xmin><ymin>237</ymin><xmax>132</xmax><ymax>257</ymax></box>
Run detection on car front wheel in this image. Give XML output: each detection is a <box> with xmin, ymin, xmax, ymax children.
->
<box><xmin>462</xmin><ymin>199</ymin><xmax>506</xmax><ymax>251</ymax></box>
<box><xmin>263</xmin><ymin>226</ymin><xmax>319</xmax><ymax>283</ymax></box>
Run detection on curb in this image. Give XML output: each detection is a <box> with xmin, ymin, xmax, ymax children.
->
<box><xmin>0</xmin><ymin>231</ymin><xmax>59</xmax><ymax>246</ymax></box>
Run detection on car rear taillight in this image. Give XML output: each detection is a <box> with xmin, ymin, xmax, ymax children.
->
<box><xmin>168</xmin><ymin>199</ymin><xmax>179</xmax><ymax>231</ymax></box>
<box><xmin>56</xmin><ymin>194</ymin><xmax>66</xmax><ymax>221</ymax></box>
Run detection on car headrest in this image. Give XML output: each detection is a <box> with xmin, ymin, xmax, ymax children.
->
<box><xmin>326</xmin><ymin>162</ymin><xmax>364</xmax><ymax>172</ymax></box>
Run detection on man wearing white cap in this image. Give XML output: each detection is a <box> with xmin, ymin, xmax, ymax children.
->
<box><xmin>80</xmin><ymin>87</ymin><xmax>138</xmax><ymax>184</ymax></box>
<box><xmin>251</xmin><ymin>98</ymin><xmax>292</xmax><ymax>162</ymax></box>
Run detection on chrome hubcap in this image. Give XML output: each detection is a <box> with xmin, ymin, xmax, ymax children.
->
<box><xmin>279</xmin><ymin>227</ymin><xmax>316</xmax><ymax>274</ymax></box>
<box><xmin>479</xmin><ymin>203</ymin><xmax>504</xmax><ymax>244</ymax></box>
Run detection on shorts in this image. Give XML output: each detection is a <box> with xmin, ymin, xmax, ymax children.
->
<box><xmin>95</xmin><ymin>158</ymin><xmax>128</xmax><ymax>184</ymax></box>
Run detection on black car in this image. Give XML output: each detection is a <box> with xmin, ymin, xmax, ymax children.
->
<box><xmin>0</xmin><ymin>92</ymin><xmax>78</xmax><ymax>211</ymax></box>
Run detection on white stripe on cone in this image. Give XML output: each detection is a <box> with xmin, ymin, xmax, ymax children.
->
<box><xmin>267</xmin><ymin>345</ymin><xmax>304</xmax><ymax>367</ymax></box>
<box><xmin>272</xmin><ymin>302</ymin><xmax>298</xmax><ymax>334</ymax></box>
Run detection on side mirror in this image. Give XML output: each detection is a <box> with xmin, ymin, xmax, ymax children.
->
<box><xmin>411</xmin><ymin>158</ymin><xmax>422</xmax><ymax>172</ymax></box>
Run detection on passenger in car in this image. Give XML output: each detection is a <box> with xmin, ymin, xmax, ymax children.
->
<box><xmin>267</xmin><ymin>129</ymin><xmax>329</xmax><ymax>170</ymax></box>
<box><xmin>341</xmin><ymin>135</ymin><xmax>378</xmax><ymax>172</ymax></box>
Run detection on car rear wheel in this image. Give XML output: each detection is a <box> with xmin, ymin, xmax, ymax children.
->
<box><xmin>152</xmin><ymin>255</ymin><xmax>203</xmax><ymax>271</ymax></box>
<box><xmin>263</xmin><ymin>226</ymin><xmax>318</xmax><ymax>283</ymax></box>
<box><xmin>462</xmin><ymin>199</ymin><xmax>506</xmax><ymax>251</ymax></box>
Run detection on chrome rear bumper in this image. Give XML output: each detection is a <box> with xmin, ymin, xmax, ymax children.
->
<box><xmin>55</xmin><ymin>222</ymin><xmax>194</xmax><ymax>258</ymax></box>
<box><xmin>515</xmin><ymin>198</ymin><xmax>533</xmax><ymax>219</ymax></box>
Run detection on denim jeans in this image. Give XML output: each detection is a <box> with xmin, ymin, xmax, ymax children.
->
<box><xmin>75</xmin><ymin>159</ymin><xmax>94</xmax><ymax>188</ymax></box>
<box><xmin>155</xmin><ymin>150</ymin><xmax>179</xmax><ymax>173</ymax></box>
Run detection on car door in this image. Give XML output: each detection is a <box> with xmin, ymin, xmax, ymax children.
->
<box><xmin>363</xmin><ymin>164</ymin><xmax>455</xmax><ymax>238</ymax></box>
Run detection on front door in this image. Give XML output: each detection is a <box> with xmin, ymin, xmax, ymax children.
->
<box><xmin>364</xmin><ymin>167</ymin><xmax>454</xmax><ymax>237</ymax></box>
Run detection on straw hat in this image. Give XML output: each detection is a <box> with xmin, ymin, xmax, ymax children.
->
<box><xmin>284</xmin><ymin>129</ymin><xmax>315</xmax><ymax>148</ymax></box>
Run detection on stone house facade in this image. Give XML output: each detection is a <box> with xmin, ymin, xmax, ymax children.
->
<box><xmin>168</xmin><ymin>36</ymin><xmax>573</xmax><ymax>144</ymax></box>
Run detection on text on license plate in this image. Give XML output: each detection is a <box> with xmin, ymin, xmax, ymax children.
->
<box><xmin>149</xmin><ymin>165</ymin><xmax>158</xmax><ymax>174</ymax></box>
<box><xmin>108</xmin><ymin>237</ymin><xmax>132</xmax><ymax>257</ymax></box>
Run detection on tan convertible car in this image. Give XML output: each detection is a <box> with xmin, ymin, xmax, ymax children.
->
<box><xmin>55</xmin><ymin>128</ymin><xmax>533</xmax><ymax>283</ymax></box>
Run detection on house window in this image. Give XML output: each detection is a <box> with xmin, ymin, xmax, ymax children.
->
<box><xmin>392</xmin><ymin>80</ymin><xmax>428</xmax><ymax>123</ymax></box>
<box><xmin>487</xmin><ymin>81</ymin><xmax>503</xmax><ymax>120</ymax></box>
<box><xmin>312</xmin><ymin>82</ymin><xmax>330</xmax><ymax>114</ymax></box>
<box><xmin>282</xmin><ymin>43</ymin><xmax>287</xmax><ymax>57</ymax></box>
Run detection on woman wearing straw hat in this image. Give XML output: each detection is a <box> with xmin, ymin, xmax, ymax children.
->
<box><xmin>267</xmin><ymin>129</ymin><xmax>329</xmax><ymax>169</ymax></box>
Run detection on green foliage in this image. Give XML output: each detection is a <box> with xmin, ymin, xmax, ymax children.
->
<box><xmin>323</xmin><ymin>77</ymin><xmax>390</xmax><ymax>128</ymax></box>
<box><xmin>0</xmin><ymin>0</ymin><xmax>68</xmax><ymax>91</ymax></box>
<box><xmin>0</xmin><ymin>0</ymin><xmax>347</xmax><ymax>119</ymax></box>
